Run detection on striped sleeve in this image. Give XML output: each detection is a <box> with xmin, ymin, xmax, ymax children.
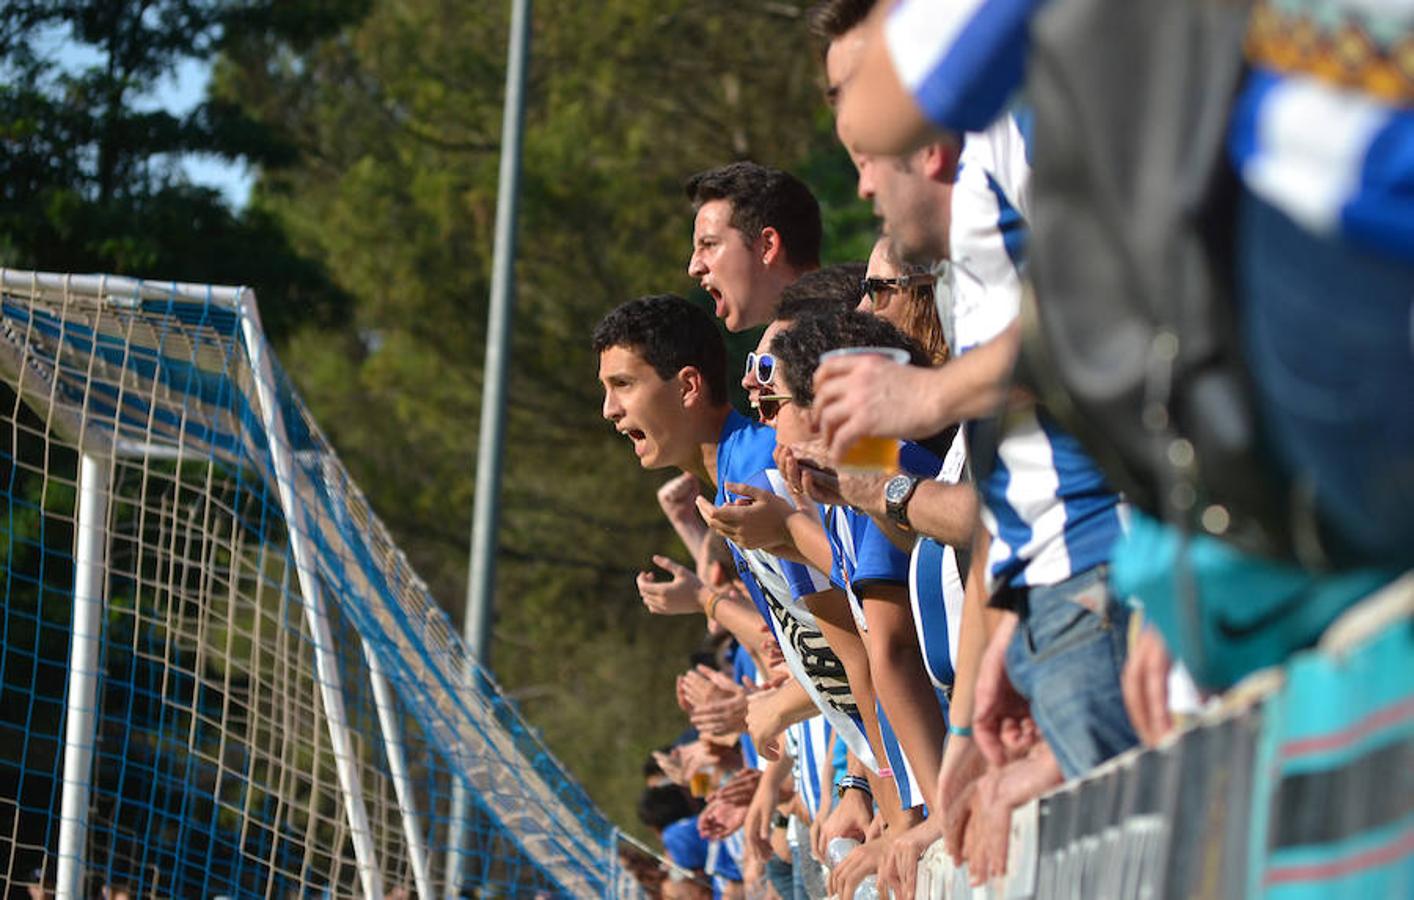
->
<box><xmin>883</xmin><ymin>0</ymin><xmax>1046</xmax><ymax>133</ymax></box>
<box><xmin>1229</xmin><ymin>68</ymin><xmax>1414</xmax><ymax>264</ymax></box>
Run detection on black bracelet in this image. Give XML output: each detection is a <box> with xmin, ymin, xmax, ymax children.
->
<box><xmin>771</xmin><ymin>811</ymin><xmax>790</xmax><ymax>829</ymax></box>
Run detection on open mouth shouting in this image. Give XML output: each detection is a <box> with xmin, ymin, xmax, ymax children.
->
<box><xmin>703</xmin><ymin>283</ymin><xmax>725</xmax><ymax>319</ymax></box>
<box><xmin>619</xmin><ymin>426</ymin><xmax>650</xmax><ymax>457</ymax></box>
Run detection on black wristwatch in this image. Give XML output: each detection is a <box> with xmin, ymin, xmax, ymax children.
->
<box><xmin>884</xmin><ymin>474</ymin><xmax>922</xmax><ymax>528</ymax></box>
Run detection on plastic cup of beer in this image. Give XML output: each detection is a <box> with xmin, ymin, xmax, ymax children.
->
<box><xmin>689</xmin><ymin>769</ymin><xmax>713</xmax><ymax>798</ymax></box>
<box><xmin>818</xmin><ymin>346</ymin><xmax>910</xmax><ymax>472</ymax></box>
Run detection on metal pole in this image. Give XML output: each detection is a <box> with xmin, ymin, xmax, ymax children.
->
<box><xmin>364</xmin><ymin>646</ymin><xmax>434</xmax><ymax>900</ymax></box>
<box><xmin>465</xmin><ymin>0</ymin><xmax>530</xmax><ymax>668</ymax></box>
<box><xmin>237</xmin><ymin>291</ymin><xmax>384</xmax><ymax>900</ymax></box>
<box><xmin>449</xmin><ymin>0</ymin><xmax>531</xmax><ymax>894</ymax></box>
<box><xmin>57</xmin><ymin>452</ymin><xmax>109</xmax><ymax>900</ymax></box>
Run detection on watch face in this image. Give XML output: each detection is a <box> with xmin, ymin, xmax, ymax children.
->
<box><xmin>885</xmin><ymin>475</ymin><xmax>913</xmax><ymax>504</ymax></box>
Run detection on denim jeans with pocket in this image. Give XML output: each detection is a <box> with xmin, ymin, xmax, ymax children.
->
<box><xmin>1004</xmin><ymin>565</ymin><xmax>1140</xmax><ymax>779</ymax></box>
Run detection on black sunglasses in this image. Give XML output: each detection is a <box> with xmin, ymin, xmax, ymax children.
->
<box><xmin>860</xmin><ymin>273</ymin><xmax>936</xmax><ymax>310</ymax></box>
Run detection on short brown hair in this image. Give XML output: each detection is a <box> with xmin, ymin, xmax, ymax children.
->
<box><xmin>685</xmin><ymin>162</ymin><xmax>823</xmax><ymax>269</ymax></box>
<box><xmin>808</xmin><ymin>0</ymin><xmax>878</xmax><ymax>49</ymax></box>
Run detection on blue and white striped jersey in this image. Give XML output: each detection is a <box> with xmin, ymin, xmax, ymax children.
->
<box><xmin>949</xmin><ymin>116</ymin><xmax>1127</xmax><ymax>593</ymax></box>
<box><xmin>886</xmin><ymin>0</ymin><xmax>1412</xmax><ymax>265</ymax></box>
<box><xmin>785</xmin><ymin>717</ymin><xmax>833</xmax><ymax>818</ymax></box>
<box><xmin>948</xmin><ymin>112</ymin><xmax>1030</xmax><ymax>355</ymax></box>
<box><xmin>883</xmin><ymin>0</ymin><xmax>1042</xmax><ymax>134</ymax></box>
<box><xmin>820</xmin><ymin>504</ymin><xmax>928</xmax><ymax>806</ymax></box>
<box><xmin>908</xmin><ymin>429</ymin><xmax>968</xmax><ymax>691</ymax></box>
<box><xmin>819</xmin><ymin>446</ymin><xmax>945</xmax><ymax>811</ymax></box>
<box><xmin>1229</xmin><ymin>68</ymin><xmax>1414</xmax><ymax>265</ymax></box>
<box><xmin>713</xmin><ymin>411</ymin><xmax>875</xmax><ymax>767</ymax></box>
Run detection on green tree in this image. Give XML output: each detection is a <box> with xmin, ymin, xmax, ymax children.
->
<box><xmin>0</xmin><ymin>0</ymin><xmax>359</xmax><ymax>341</ymax></box>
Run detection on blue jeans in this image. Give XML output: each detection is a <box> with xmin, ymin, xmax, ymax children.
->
<box><xmin>1238</xmin><ymin>191</ymin><xmax>1414</xmax><ymax>567</ymax></box>
<box><xmin>1004</xmin><ymin>566</ymin><xmax>1139</xmax><ymax>779</ymax></box>
<box><xmin>764</xmin><ymin>855</ymin><xmax>794</xmax><ymax>899</ymax></box>
<box><xmin>789</xmin><ymin>835</ymin><xmax>814</xmax><ymax>900</ymax></box>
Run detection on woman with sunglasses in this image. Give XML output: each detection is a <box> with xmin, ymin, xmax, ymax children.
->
<box><xmin>857</xmin><ymin>237</ymin><xmax>948</xmax><ymax>368</ymax></box>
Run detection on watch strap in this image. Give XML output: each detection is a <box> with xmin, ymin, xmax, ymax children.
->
<box><xmin>885</xmin><ymin>474</ymin><xmax>922</xmax><ymax>527</ymax></box>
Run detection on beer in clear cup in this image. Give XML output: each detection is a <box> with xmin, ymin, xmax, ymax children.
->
<box><xmin>689</xmin><ymin>769</ymin><xmax>713</xmax><ymax>798</ymax></box>
<box><xmin>818</xmin><ymin>346</ymin><xmax>910</xmax><ymax>472</ymax></box>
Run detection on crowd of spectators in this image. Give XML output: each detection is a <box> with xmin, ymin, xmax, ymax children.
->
<box><xmin>596</xmin><ymin>1</ymin><xmax>1411</xmax><ymax>897</ymax></box>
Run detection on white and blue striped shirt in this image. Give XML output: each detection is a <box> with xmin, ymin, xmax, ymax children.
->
<box><xmin>908</xmin><ymin>429</ymin><xmax>968</xmax><ymax>690</ymax></box>
<box><xmin>884</xmin><ymin>0</ymin><xmax>1042</xmax><ymax>134</ymax></box>
<box><xmin>821</xmin><ymin>484</ymin><xmax>938</xmax><ymax>810</ymax></box>
<box><xmin>1229</xmin><ymin>68</ymin><xmax>1414</xmax><ymax>265</ymax></box>
<box><xmin>715</xmin><ymin>411</ymin><xmax>875</xmax><ymax>767</ymax></box>
<box><xmin>785</xmin><ymin>717</ymin><xmax>833</xmax><ymax>818</ymax></box>
<box><xmin>949</xmin><ymin>116</ymin><xmax>1127</xmax><ymax>592</ymax></box>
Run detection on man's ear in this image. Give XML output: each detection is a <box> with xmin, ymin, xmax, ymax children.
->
<box><xmin>921</xmin><ymin>138</ymin><xmax>962</xmax><ymax>183</ymax></box>
<box><xmin>678</xmin><ymin>365</ymin><xmax>708</xmax><ymax>407</ymax></box>
<box><xmin>758</xmin><ymin>226</ymin><xmax>785</xmax><ymax>267</ymax></box>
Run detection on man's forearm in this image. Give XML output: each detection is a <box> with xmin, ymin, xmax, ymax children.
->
<box><xmin>763</xmin><ymin>749</ymin><xmax>795</xmax><ymax>791</ymax></box>
<box><xmin>770</xmin><ymin>679</ymin><xmax>820</xmax><ymax>733</ymax></box>
<box><xmin>996</xmin><ymin>745</ymin><xmax>1064</xmax><ymax>808</ymax></box>
<box><xmin>665</xmin><ymin>510</ymin><xmax>709</xmax><ymax>566</ymax></box>
<box><xmin>853</xmin><ymin>479</ymin><xmax>979</xmax><ymax>554</ymax></box>
<box><xmin>904</xmin><ymin>481</ymin><xmax>978</xmax><ymax>550</ymax></box>
<box><xmin>948</xmin><ymin>528</ymin><xmax>992</xmax><ymax>728</ymax></box>
<box><xmin>919</xmin><ymin>323</ymin><xmax>1021</xmax><ymax>431</ymax></box>
<box><xmin>707</xmin><ymin>589</ymin><xmax>772</xmax><ymax>658</ymax></box>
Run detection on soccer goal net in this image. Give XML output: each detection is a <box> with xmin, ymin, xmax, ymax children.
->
<box><xmin>0</xmin><ymin>269</ymin><xmax>631</xmax><ymax>898</ymax></box>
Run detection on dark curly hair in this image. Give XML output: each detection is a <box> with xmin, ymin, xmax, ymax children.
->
<box><xmin>777</xmin><ymin>261</ymin><xmax>867</xmax><ymax>321</ymax></box>
<box><xmin>591</xmin><ymin>294</ymin><xmax>728</xmax><ymax>405</ymax></box>
<box><xmin>685</xmin><ymin>162</ymin><xmax>822</xmax><ymax>269</ymax></box>
<box><xmin>771</xmin><ymin>308</ymin><xmax>926</xmax><ymax>406</ymax></box>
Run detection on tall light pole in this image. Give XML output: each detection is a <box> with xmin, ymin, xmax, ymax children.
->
<box><xmin>447</xmin><ymin>0</ymin><xmax>531</xmax><ymax>893</ymax></box>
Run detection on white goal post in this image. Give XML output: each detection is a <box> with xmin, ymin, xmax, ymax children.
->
<box><xmin>0</xmin><ymin>269</ymin><xmax>633</xmax><ymax>898</ymax></box>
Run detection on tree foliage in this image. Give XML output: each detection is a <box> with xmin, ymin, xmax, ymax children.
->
<box><xmin>0</xmin><ymin>0</ymin><xmax>359</xmax><ymax>340</ymax></box>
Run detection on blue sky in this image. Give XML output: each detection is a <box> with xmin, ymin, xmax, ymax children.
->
<box><xmin>139</xmin><ymin>55</ymin><xmax>256</xmax><ymax>210</ymax></box>
<box><xmin>46</xmin><ymin>27</ymin><xmax>255</xmax><ymax>210</ymax></box>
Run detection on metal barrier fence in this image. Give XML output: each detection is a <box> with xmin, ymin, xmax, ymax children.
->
<box><xmin>914</xmin><ymin>573</ymin><xmax>1414</xmax><ymax>899</ymax></box>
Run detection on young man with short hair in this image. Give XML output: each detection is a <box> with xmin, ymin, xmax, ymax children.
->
<box><xmin>685</xmin><ymin>162</ymin><xmax>822</xmax><ymax>332</ymax></box>
<box><xmin>594</xmin><ymin>294</ymin><xmax>877</xmax><ymax>782</ymax></box>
